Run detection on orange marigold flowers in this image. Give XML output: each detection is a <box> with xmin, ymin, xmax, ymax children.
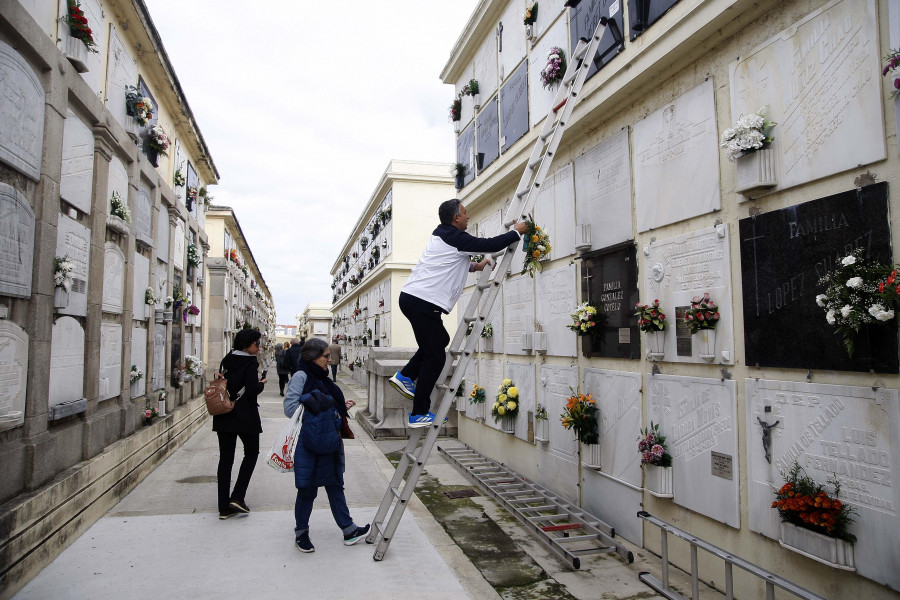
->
<box><xmin>772</xmin><ymin>461</ymin><xmax>856</xmax><ymax>544</ymax></box>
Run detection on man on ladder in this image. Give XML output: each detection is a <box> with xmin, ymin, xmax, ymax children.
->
<box><xmin>389</xmin><ymin>199</ymin><xmax>527</xmax><ymax>428</ymax></box>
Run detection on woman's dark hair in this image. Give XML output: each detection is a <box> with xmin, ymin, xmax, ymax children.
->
<box><xmin>300</xmin><ymin>338</ymin><xmax>329</xmax><ymax>363</ymax></box>
<box><xmin>233</xmin><ymin>328</ymin><xmax>262</xmax><ymax>351</ymax></box>
<box><xmin>438</xmin><ymin>199</ymin><xmax>462</xmax><ymax>225</ymax></box>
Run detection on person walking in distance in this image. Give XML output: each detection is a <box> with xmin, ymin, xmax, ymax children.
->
<box><xmin>285</xmin><ymin>337</ymin><xmax>303</xmax><ymax>376</ymax></box>
<box><xmin>276</xmin><ymin>341</ymin><xmax>291</xmax><ymax>396</ymax></box>
<box><xmin>328</xmin><ymin>341</ymin><xmax>342</xmax><ymax>382</ymax></box>
<box><xmin>389</xmin><ymin>199</ymin><xmax>526</xmax><ymax>428</ymax></box>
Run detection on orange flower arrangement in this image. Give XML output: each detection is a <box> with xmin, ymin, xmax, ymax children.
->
<box><xmin>772</xmin><ymin>461</ymin><xmax>856</xmax><ymax>543</ymax></box>
<box><xmin>521</xmin><ymin>214</ymin><xmax>551</xmax><ymax>277</ymax></box>
<box><xmin>560</xmin><ymin>389</ymin><xmax>598</xmax><ymax>444</ymax></box>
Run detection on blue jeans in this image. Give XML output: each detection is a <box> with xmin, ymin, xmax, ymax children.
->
<box><xmin>294</xmin><ymin>484</ymin><xmax>358</xmax><ymax>537</ymax></box>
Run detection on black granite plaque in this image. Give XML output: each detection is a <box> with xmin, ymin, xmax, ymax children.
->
<box><xmin>500</xmin><ymin>61</ymin><xmax>529</xmax><ymax>154</ymax></box>
<box><xmin>627</xmin><ymin>0</ymin><xmax>680</xmax><ymax>40</ymax></box>
<box><xmin>739</xmin><ymin>182</ymin><xmax>897</xmax><ymax>373</ymax></box>
<box><xmin>476</xmin><ymin>97</ymin><xmax>500</xmax><ymax>175</ymax></box>
<box><xmin>569</xmin><ymin>0</ymin><xmax>625</xmax><ymax>82</ymax></box>
<box><xmin>456</xmin><ymin>122</ymin><xmax>475</xmax><ymax>189</ymax></box>
<box><xmin>581</xmin><ymin>242</ymin><xmax>639</xmax><ymax>359</ymax></box>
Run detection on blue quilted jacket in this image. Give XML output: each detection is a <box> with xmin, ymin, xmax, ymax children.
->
<box><xmin>284</xmin><ymin>367</ymin><xmax>345</xmax><ymax>489</ymax></box>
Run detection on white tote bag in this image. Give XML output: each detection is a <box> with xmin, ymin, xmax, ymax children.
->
<box><xmin>266</xmin><ymin>406</ymin><xmax>304</xmax><ymax>472</ymax></box>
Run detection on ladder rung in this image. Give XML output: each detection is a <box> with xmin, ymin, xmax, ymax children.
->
<box><xmin>540</xmin><ymin>125</ymin><xmax>558</xmax><ymax>141</ymax></box>
<box><xmin>463</xmin><ymin>315</ymin><xmax>477</xmax><ymax>323</ymax></box>
<box><xmin>391</xmin><ymin>487</ymin><xmax>404</xmax><ymax>501</ymax></box>
<box><xmin>528</xmin><ymin>514</ymin><xmax>568</xmax><ymax>522</ymax></box>
<box><xmin>553</xmin><ymin>98</ymin><xmax>568</xmax><ymax>113</ymax></box>
<box><xmin>542</xmin><ymin>523</ymin><xmax>583</xmax><ymax>532</ymax></box>
<box><xmin>516</xmin><ymin>186</ymin><xmax>531</xmax><ymax>199</ymax></box>
<box><xmin>528</xmin><ymin>153</ymin><xmax>545</xmax><ymax>169</ymax></box>
<box><xmin>519</xmin><ymin>505</ymin><xmax>557</xmax><ymax>512</ymax></box>
<box><xmin>553</xmin><ymin>535</ymin><xmax>598</xmax><ymax>544</ymax></box>
<box><xmin>508</xmin><ymin>496</ymin><xmax>545</xmax><ymax>503</ymax></box>
<box><xmin>405</xmin><ymin>452</ymin><xmax>421</xmax><ymax>464</ymax></box>
<box><xmin>570</xmin><ymin>547</ymin><xmax>612</xmax><ymax>557</ymax></box>
<box><xmin>572</xmin><ymin>40</ymin><xmax>590</xmax><ymax>60</ymax></box>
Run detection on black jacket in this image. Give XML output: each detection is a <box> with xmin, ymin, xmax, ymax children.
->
<box><xmin>285</xmin><ymin>343</ymin><xmax>303</xmax><ymax>375</ymax></box>
<box><xmin>212</xmin><ymin>351</ymin><xmax>264</xmax><ymax>434</ymax></box>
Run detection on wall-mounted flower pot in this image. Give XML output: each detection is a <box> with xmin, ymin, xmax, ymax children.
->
<box><xmin>522</xmin><ymin>333</ymin><xmax>533</xmax><ymax>352</ymax></box>
<box><xmin>694</xmin><ymin>328</ymin><xmax>717</xmax><ymax>361</ymax></box>
<box><xmin>53</xmin><ymin>287</ymin><xmax>69</xmax><ymax>309</ymax></box>
<box><xmin>106</xmin><ymin>214</ymin><xmax>130</xmax><ymax>235</ymax></box>
<box><xmin>124</xmin><ymin>118</ymin><xmax>141</xmax><ymax>141</ymax></box>
<box><xmin>453</xmin><ymin>119</ymin><xmax>461</xmax><ymax>134</ymax></box>
<box><xmin>778</xmin><ymin>522</ymin><xmax>856</xmax><ymax>571</ymax></box>
<box><xmin>644</xmin><ymin>465</ymin><xmax>673</xmax><ymax>497</ymax></box>
<box><xmin>533</xmin><ymin>332</ymin><xmax>547</xmax><ymax>354</ymax></box>
<box><xmin>155</xmin><ymin>309</ymin><xmax>165</xmax><ymax>323</ymax></box>
<box><xmin>534</xmin><ymin>419</ymin><xmax>549</xmax><ymax>442</ymax></box>
<box><xmin>575</xmin><ymin>223</ymin><xmax>592</xmax><ymax>253</ymax></box>
<box><xmin>164</xmin><ymin>311</ymin><xmax>173</xmax><ymax>322</ymax></box>
<box><xmin>525</xmin><ymin>24</ymin><xmax>535</xmax><ymax>41</ymax></box>
<box><xmin>482</xmin><ymin>337</ymin><xmax>493</xmax><ymax>353</ymax></box>
<box><xmin>473</xmin><ymin>93</ymin><xmax>481</xmax><ymax>111</ymax></box>
<box><xmin>500</xmin><ymin>414</ymin><xmax>515</xmax><ymax>434</ymax></box>
<box><xmin>64</xmin><ymin>36</ymin><xmax>89</xmax><ymax>73</ymax></box>
<box><xmin>147</xmin><ymin>148</ymin><xmax>159</xmax><ymax>168</ymax></box>
<box><xmin>584</xmin><ymin>444</ymin><xmax>602</xmax><ymax>468</ymax></box>
<box><xmin>646</xmin><ymin>330</ymin><xmax>666</xmax><ymax>361</ymax></box>
<box><xmin>456</xmin><ymin>396</ymin><xmax>467</xmax><ymax>411</ymax></box>
<box><xmin>735</xmin><ymin>148</ymin><xmax>777</xmax><ymax>195</ymax></box>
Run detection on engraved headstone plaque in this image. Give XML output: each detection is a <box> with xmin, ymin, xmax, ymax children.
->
<box><xmin>574</xmin><ymin>129</ymin><xmax>632</xmax><ymax>251</ymax></box>
<box><xmin>538</xmin><ymin>364</ymin><xmax>579</xmax><ymax>460</ymax></box>
<box><xmin>156</xmin><ymin>209</ymin><xmax>169</xmax><ymax>263</ymax></box>
<box><xmin>104</xmin><ymin>26</ymin><xmax>137</xmax><ymax>130</ymax></box>
<box><xmin>479</xmin><ymin>358</ymin><xmax>504</xmax><ymax>432</ymax></box>
<box><xmin>476</xmin><ymin>98</ymin><xmax>499</xmax><ymax>175</ymax></box>
<box><xmin>131</xmin><ymin>327</ymin><xmax>146</xmax><ymax>398</ymax></box>
<box><xmin>500</xmin><ymin>61</ymin><xmax>529</xmax><ymax>154</ymax></box>
<box><xmin>99</xmin><ymin>322</ymin><xmax>122</xmax><ymax>400</ymax></box>
<box><xmin>746</xmin><ymin>379</ymin><xmax>900</xmax><ymax>589</ymax></box>
<box><xmin>535</xmin><ymin>264</ymin><xmax>577</xmax><ymax>357</ymax></box>
<box><xmin>506</xmin><ymin>361</ymin><xmax>535</xmax><ymax>442</ymax></box>
<box><xmin>0</xmin><ymin>184</ymin><xmax>35</xmax><ymax>298</ymax></box>
<box><xmin>153</xmin><ymin>323</ymin><xmax>166</xmax><ymax>390</ymax></box>
<box><xmin>533</xmin><ymin>163</ymin><xmax>575</xmax><ymax>261</ymax></box>
<box><xmin>497</xmin><ymin>3</ymin><xmax>526</xmax><ymax>82</ymax></box>
<box><xmin>474</xmin><ymin>32</ymin><xmax>499</xmax><ymax>102</ymax></box>
<box><xmin>503</xmin><ymin>275</ymin><xmax>535</xmax><ymax>355</ymax></box>
<box><xmin>102</xmin><ymin>242</ymin><xmax>125</xmax><ymax>314</ymax></box>
<box><xmin>60</xmin><ymin>110</ymin><xmax>95</xmax><ymax>213</ymax></box>
<box><xmin>173</xmin><ymin>219</ymin><xmax>185</xmax><ymax>271</ymax></box>
<box><xmin>108</xmin><ymin>156</ymin><xmax>128</xmax><ymax>208</ymax></box>
<box><xmin>132</xmin><ymin>253</ymin><xmax>149</xmax><ymax>320</ymax></box>
<box><xmin>55</xmin><ymin>215</ymin><xmax>90</xmax><ymax>317</ymax></box>
<box><xmin>633</xmin><ymin>79</ymin><xmax>720</xmax><ymax>232</ymax></box>
<box><xmin>0</xmin><ymin>321</ymin><xmax>28</xmax><ymax>431</ymax></box>
<box><xmin>730</xmin><ymin>0</ymin><xmax>884</xmax><ymax>195</ymax></box>
<box><xmin>528</xmin><ymin>20</ymin><xmax>569</xmax><ymax>128</ymax></box>
<box><xmin>649</xmin><ymin>374</ymin><xmax>740</xmax><ymax>527</ymax></box>
<box><xmin>155</xmin><ymin>262</ymin><xmax>168</xmax><ymax>308</ymax></box>
<box><xmin>582</xmin><ymin>243</ymin><xmax>639</xmax><ymax>359</ymax></box>
<box><xmin>73</xmin><ymin>0</ymin><xmax>104</xmax><ymax>93</ymax></box>
<box><xmin>135</xmin><ymin>186</ymin><xmax>152</xmax><ymax>246</ymax></box>
<box><xmin>49</xmin><ymin>316</ymin><xmax>84</xmax><ymax>407</ymax></box>
<box><xmin>0</xmin><ymin>40</ymin><xmax>44</xmax><ymax>181</ymax></box>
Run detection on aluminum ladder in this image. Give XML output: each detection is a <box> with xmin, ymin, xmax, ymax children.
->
<box><xmin>440</xmin><ymin>443</ymin><xmax>634</xmax><ymax>569</ymax></box>
<box><xmin>366</xmin><ymin>17</ymin><xmax>614</xmax><ymax>562</ymax></box>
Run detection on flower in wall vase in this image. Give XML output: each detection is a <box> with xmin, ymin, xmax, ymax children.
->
<box><xmin>646</xmin><ymin>329</ymin><xmax>665</xmax><ymax>360</ymax></box>
<box><xmin>501</xmin><ymin>414</ymin><xmax>515</xmax><ymax>434</ymax></box>
<box><xmin>735</xmin><ymin>148</ymin><xmax>777</xmax><ymax>195</ymax></box>
<box><xmin>53</xmin><ymin>287</ymin><xmax>69</xmax><ymax>309</ymax></box>
<box><xmin>644</xmin><ymin>465</ymin><xmax>673</xmax><ymax>497</ymax></box>
<box><xmin>779</xmin><ymin>522</ymin><xmax>856</xmax><ymax>571</ymax></box>
<box><xmin>64</xmin><ymin>34</ymin><xmax>89</xmax><ymax>73</ymax></box>
<box><xmin>694</xmin><ymin>328</ymin><xmax>717</xmax><ymax>361</ymax></box>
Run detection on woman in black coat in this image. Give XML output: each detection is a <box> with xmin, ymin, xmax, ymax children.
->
<box><xmin>214</xmin><ymin>328</ymin><xmax>267</xmax><ymax>519</ymax></box>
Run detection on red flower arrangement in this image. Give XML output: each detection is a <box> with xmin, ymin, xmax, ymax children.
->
<box><xmin>62</xmin><ymin>0</ymin><xmax>98</xmax><ymax>53</ymax></box>
<box><xmin>683</xmin><ymin>292</ymin><xmax>720</xmax><ymax>334</ymax></box>
<box><xmin>772</xmin><ymin>462</ymin><xmax>856</xmax><ymax>543</ymax></box>
<box><xmin>449</xmin><ymin>98</ymin><xmax>461</xmax><ymax>122</ymax></box>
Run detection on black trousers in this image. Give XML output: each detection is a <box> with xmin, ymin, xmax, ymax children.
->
<box><xmin>330</xmin><ymin>364</ymin><xmax>338</xmax><ymax>381</ymax></box>
<box><xmin>399</xmin><ymin>292</ymin><xmax>449</xmax><ymax>416</ymax></box>
<box><xmin>216</xmin><ymin>431</ymin><xmax>259</xmax><ymax>513</ymax></box>
<box><xmin>278</xmin><ymin>372</ymin><xmax>289</xmax><ymax>395</ymax></box>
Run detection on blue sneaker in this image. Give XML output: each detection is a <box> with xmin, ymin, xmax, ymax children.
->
<box><xmin>389</xmin><ymin>371</ymin><xmax>416</xmax><ymax>399</ymax></box>
<box><xmin>408</xmin><ymin>413</ymin><xmax>434</xmax><ymax>428</ymax></box>
<box><xmin>427</xmin><ymin>411</ymin><xmax>449</xmax><ymax>425</ymax></box>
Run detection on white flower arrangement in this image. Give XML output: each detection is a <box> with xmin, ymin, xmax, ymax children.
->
<box><xmin>109</xmin><ymin>190</ymin><xmax>131</xmax><ymax>222</ymax></box>
<box><xmin>130</xmin><ymin>364</ymin><xmax>144</xmax><ymax>383</ymax></box>
<box><xmin>183</xmin><ymin>355</ymin><xmax>203</xmax><ymax>377</ymax></box>
<box><xmin>145</xmin><ymin>287</ymin><xmax>157</xmax><ymax>305</ymax></box>
<box><xmin>720</xmin><ymin>107</ymin><xmax>776</xmax><ymax>161</ymax></box>
<box><xmin>187</xmin><ymin>243</ymin><xmax>201</xmax><ymax>268</ymax></box>
<box><xmin>54</xmin><ymin>256</ymin><xmax>75</xmax><ymax>291</ymax></box>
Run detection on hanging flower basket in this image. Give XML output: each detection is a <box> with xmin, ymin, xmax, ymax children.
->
<box><xmin>735</xmin><ymin>148</ymin><xmax>777</xmax><ymax>194</ymax></box>
<box><xmin>778</xmin><ymin>522</ymin><xmax>856</xmax><ymax>570</ymax></box>
<box><xmin>53</xmin><ymin>287</ymin><xmax>69</xmax><ymax>309</ymax></box>
<box><xmin>644</xmin><ymin>465</ymin><xmax>674</xmax><ymax>497</ymax></box>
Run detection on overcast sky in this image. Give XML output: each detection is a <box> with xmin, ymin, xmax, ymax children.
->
<box><xmin>146</xmin><ymin>0</ymin><xmax>480</xmax><ymax>325</ymax></box>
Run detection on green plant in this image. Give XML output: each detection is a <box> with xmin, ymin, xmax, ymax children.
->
<box><xmin>464</xmin><ymin>79</ymin><xmax>479</xmax><ymax>96</ymax></box>
<box><xmin>523</xmin><ymin>2</ymin><xmax>538</xmax><ymax>25</ymax></box>
<box><xmin>772</xmin><ymin>461</ymin><xmax>856</xmax><ymax>543</ymax></box>
<box><xmin>61</xmin><ymin>0</ymin><xmax>98</xmax><ymax>52</ymax></box>
<box><xmin>109</xmin><ymin>190</ymin><xmax>131</xmax><ymax>222</ymax></box>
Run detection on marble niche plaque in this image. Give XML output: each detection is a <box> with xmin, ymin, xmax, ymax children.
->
<box><xmin>456</xmin><ymin>122</ymin><xmax>475</xmax><ymax>189</ymax></box>
<box><xmin>535</xmin><ymin>264</ymin><xmax>577</xmax><ymax>357</ymax></box>
<box><xmin>474</xmin><ymin>32</ymin><xmax>498</xmax><ymax>105</ymax></box>
<box><xmin>0</xmin><ymin>40</ymin><xmax>44</xmax><ymax>181</ymax></box>
<box><xmin>56</xmin><ymin>215</ymin><xmax>90</xmax><ymax>317</ymax></box>
<box><xmin>60</xmin><ymin>110</ymin><xmax>95</xmax><ymax>214</ymax></box>
<box><xmin>132</xmin><ymin>253</ymin><xmax>149</xmax><ymax>320</ymax></box>
<box><xmin>153</xmin><ymin>323</ymin><xmax>166</xmax><ymax>391</ymax></box>
<box><xmin>462</xmin><ymin>354</ymin><xmax>480</xmax><ymax>421</ymax></box>
<box><xmin>633</xmin><ymin>79</ymin><xmax>721</xmax><ymax>232</ymax></box>
<box><xmin>746</xmin><ymin>379</ymin><xmax>900</xmax><ymax>589</ymax></box>
<box><xmin>730</xmin><ymin>0</ymin><xmax>884</xmax><ymax>195</ymax></box>
<box><xmin>154</xmin><ymin>262</ymin><xmax>168</xmax><ymax>309</ymax></box>
<box><xmin>479</xmin><ymin>358</ymin><xmax>504</xmax><ymax>431</ymax></box>
<box><xmin>156</xmin><ymin>209</ymin><xmax>169</xmax><ymax>263</ymax></box>
<box><xmin>527</xmin><ymin>19</ymin><xmax>569</xmax><ymax>128</ymax></box>
<box><xmin>49</xmin><ymin>316</ymin><xmax>84</xmax><ymax>408</ymax></box>
<box><xmin>0</xmin><ymin>183</ymin><xmax>35</xmax><ymax>298</ymax></box>
<box><xmin>172</xmin><ymin>219</ymin><xmax>185</xmax><ymax>271</ymax></box>
<box><xmin>108</xmin><ymin>156</ymin><xmax>128</xmax><ymax>207</ymax></box>
<box><xmin>648</xmin><ymin>374</ymin><xmax>740</xmax><ymax>527</ymax></box>
<box><xmin>496</xmin><ymin>0</ymin><xmax>527</xmax><ymax>82</ymax></box>
<box><xmin>0</xmin><ymin>322</ymin><xmax>28</xmax><ymax>431</ymax></box>
<box><xmin>99</xmin><ymin>323</ymin><xmax>122</xmax><ymax>401</ymax></box>
<box><xmin>73</xmin><ymin>0</ymin><xmax>105</xmax><ymax>94</ymax></box>
<box><xmin>104</xmin><ymin>26</ymin><xmax>138</xmax><ymax>131</ymax></box>
<box><xmin>503</xmin><ymin>275</ymin><xmax>535</xmax><ymax>355</ymax></box>
<box><xmin>506</xmin><ymin>362</ymin><xmax>536</xmax><ymax>443</ymax></box>
<box><xmin>500</xmin><ymin>60</ymin><xmax>529</xmax><ymax>154</ymax></box>
<box><xmin>135</xmin><ymin>187</ymin><xmax>153</xmax><ymax>246</ymax></box>
<box><xmin>533</xmin><ymin>163</ymin><xmax>575</xmax><ymax>261</ymax></box>
<box><xmin>476</xmin><ymin>98</ymin><xmax>500</xmax><ymax>175</ymax></box>
<box><xmin>538</xmin><ymin>365</ymin><xmax>579</xmax><ymax>460</ymax></box>
<box><xmin>643</xmin><ymin>225</ymin><xmax>734</xmax><ymax>364</ymax></box>
<box><xmin>582</xmin><ymin>368</ymin><xmax>643</xmax><ymax>546</ymax></box>
<box><xmin>102</xmin><ymin>242</ymin><xmax>125</xmax><ymax>314</ymax></box>
<box><xmin>131</xmin><ymin>327</ymin><xmax>146</xmax><ymax>398</ymax></box>
<box><xmin>574</xmin><ymin>129</ymin><xmax>632</xmax><ymax>251</ymax></box>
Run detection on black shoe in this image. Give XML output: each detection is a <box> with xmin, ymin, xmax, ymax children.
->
<box><xmin>229</xmin><ymin>499</ymin><xmax>250</xmax><ymax>514</ymax></box>
<box><xmin>343</xmin><ymin>524</ymin><xmax>370</xmax><ymax>546</ymax></box>
<box><xmin>219</xmin><ymin>507</ymin><xmax>238</xmax><ymax>520</ymax></box>
<box><xmin>295</xmin><ymin>533</ymin><xmax>315</xmax><ymax>553</ymax></box>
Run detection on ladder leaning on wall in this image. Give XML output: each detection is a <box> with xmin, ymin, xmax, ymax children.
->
<box><xmin>366</xmin><ymin>16</ymin><xmax>623</xmax><ymax>562</ymax></box>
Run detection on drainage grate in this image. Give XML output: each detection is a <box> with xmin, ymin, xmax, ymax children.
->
<box><xmin>443</xmin><ymin>488</ymin><xmax>481</xmax><ymax>499</ymax></box>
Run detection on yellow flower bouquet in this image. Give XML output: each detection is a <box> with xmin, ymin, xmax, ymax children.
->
<box><xmin>491</xmin><ymin>378</ymin><xmax>519</xmax><ymax>422</ymax></box>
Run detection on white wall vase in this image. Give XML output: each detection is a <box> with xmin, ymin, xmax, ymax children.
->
<box><xmin>164</xmin><ymin>311</ymin><xmax>173</xmax><ymax>322</ymax></box>
<box><xmin>500</xmin><ymin>414</ymin><xmax>515</xmax><ymax>434</ymax></box>
<box><xmin>158</xmin><ymin>397</ymin><xmax>167</xmax><ymax>417</ymax></box>
<box><xmin>482</xmin><ymin>336</ymin><xmax>493</xmax><ymax>353</ymax></box>
<box><xmin>525</xmin><ymin>23</ymin><xmax>535</xmax><ymax>41</ymax></box>
<box><xmin>473</xmin><ymin>94</ymin><xmax>481</xmax><ymax>111</ymax></box>
<box><xmin>64</xmin><ymin>36</ymin><xmax>89</xmax><ymax>73</ymax></box>
<box><xmin>778</xmin><ymin>522</ymin><xmax>856</xmax><ymax>571</ymax></box>
<box><xmin>735</xmin><ymin>148</ymin><xmax>776</xmax><ymax>195</ymax></box>
<box><xmin>155</xmin><ymin>309</ymin><xmax>165</xmax><ymax>323</ymax></box>
<box><xmin>534</xmin><ymin>419</ymin><xmax>549</xmax><ymax>442</ymax></box>
<box><xmin>453</xmin><ymin>119</ymin><xmax>461</xmax><ymax>134</ymax></box>
<box><xmin>584</xmin><ymin>444</ymin><xmax>602</xmax><ymax>468</ymax></box>
<box><xmin>107</xmin><ymin>214</ymin><xmax>130</xmax><ymax>235</ymax></box>
<box><xmin>533</xmin><ymin>332</ymin><xmax>548</xmax><ymax>354</ymax></box>
<box><xmin>124</xmin><ymin>117</ymin><xmax>141</xmax><ymax>141</ymax></box>
<box><xmin>645</xmin><ymin>329</ymin><xmax>666</xmax><ymax>361</ymax></box>
<box><xmin>694</xmin><ymin>328</ymin><xmax>717</xmax><ymax>361</ymax></box>
<box><xmin>53</xmin><ymin>287</ymin><xmax>69</xmax><ymax>309</ymax></box>
<box><xmin>456</xmin><ymin>396</ymin><xmax>467</xmax><ymax>411</ymax></box>
<box><xmin>644</xmin><ymin>465</ymin><xmax>674</xmax><ymax>497</ymax></box>
<box><xmin>130</xmin><ymin>381</ymin><xmax>141</xmax><ymax>399</ymax></box>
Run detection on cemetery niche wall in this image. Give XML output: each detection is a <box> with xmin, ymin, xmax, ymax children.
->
<box><xmin>739</xmin><ymin>183</ymin><xmax>897</xmax><ymax>373</ymax></box>
<box><xmin>580</xmin><ymin>243</ymin><xmax>639</xmax><ymax>359</ymax></box>
<box><xmin>568</xmin><ymin>0</ymin><xmax>625</xmax><ymax>81</ymax></box>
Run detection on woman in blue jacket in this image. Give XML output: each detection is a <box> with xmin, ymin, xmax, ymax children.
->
<box><xmin>283</xmin><ymin>337</ymin><xmax>369</xmax><ymax>553</ymax></box>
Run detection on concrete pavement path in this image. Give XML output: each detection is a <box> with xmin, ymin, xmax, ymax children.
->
<box><xmin>14</xmin><ymin>381</ymin><xmax>497</xmax><ymax>600</ymax></box>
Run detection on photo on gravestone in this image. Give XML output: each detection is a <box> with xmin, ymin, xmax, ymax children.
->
<box><xmin>568</xmin><ymin>0</ymin><xmax>625</xmax><ymax>82</ymax></box>
<box><xmin>455</xmin><ymin>122</ymin><xmax>475</xmax><ymax>189</ymax></box>
<box><xmin>580</xmin><ymin>242</ymin><xmax>639</xmax><ymax>359</ymax></box>
<box><xmin>500</xmin><ymin>60</ymin><xmax>529</xmax><ymax>154</ymax></box>
<box><xmin>627</xmin><ymin>0</ymin><xmax>680</xmax><ymax>40</ymax></box>
<box><xmin>476</xmin><ymin>97</ymin><xmax>499</xmax><ymax>175</ymax></box>
<box><xmin>739</xmin><ymin>182</ymin><xmax>897</xmax><ymax>372</ymax></box>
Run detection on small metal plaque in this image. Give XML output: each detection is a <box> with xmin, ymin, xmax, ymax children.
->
<box><xmin>618</xmin><ymin>328</ymin><xmax>631</xmax><ymax>344</ymax></box>
<box><xmin>711</xmin><ymin>451</ymin><xmax>733</xmax><ymax>480</ymax></box>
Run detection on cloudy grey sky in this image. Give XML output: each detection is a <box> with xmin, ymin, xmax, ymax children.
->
<box><xmin>147</xmin><ymin>0</ymin><xmax>479</xmax><ymax>325</ymax></box>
